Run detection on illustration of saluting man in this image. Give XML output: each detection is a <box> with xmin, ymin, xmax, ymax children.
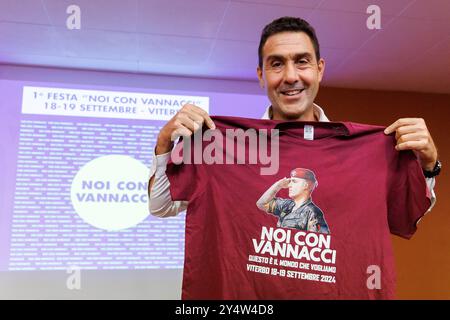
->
<box><xmin>256</xmin><ymin>168</ymin><xmax>330</xmax><ymax>234</ymax></box>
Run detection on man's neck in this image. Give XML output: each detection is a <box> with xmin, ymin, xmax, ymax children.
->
<box><xmin>269</xmin><ymin>105</ymin><xmax>318</xmax><ymax>121</ymax></box>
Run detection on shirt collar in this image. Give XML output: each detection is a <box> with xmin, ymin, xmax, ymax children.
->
<box><xmin>261</xmin><ymin>103</ymin><xmax>330</xmax><ymax>122</ymax></box>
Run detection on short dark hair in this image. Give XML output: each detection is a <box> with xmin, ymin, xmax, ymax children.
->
<box><xmin>258</xmin><ymin>16</ymin><xmax>320</xmax><ymax>69</ymax></box>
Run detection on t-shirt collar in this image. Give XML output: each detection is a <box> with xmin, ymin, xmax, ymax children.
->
<box><xmin>260</xmin><ymin>104</ymin><xmax>351</xmax><ymax>136</ymax></box>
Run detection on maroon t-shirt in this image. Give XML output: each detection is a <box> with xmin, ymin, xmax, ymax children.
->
<box><xmin>166</xmin><ymin>116</ymin><xmax>431</xmax><ymax>300</ymax></box>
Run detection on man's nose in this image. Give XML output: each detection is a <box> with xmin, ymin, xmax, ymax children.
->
<box><xmin>283</xmin><ymin>62</ymin><xmax>299</xmax><ymax>84</ymax></box>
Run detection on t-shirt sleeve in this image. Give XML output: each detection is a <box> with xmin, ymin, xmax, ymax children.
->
<box><xmin>387</xmin><ymin>149</ymin><xmax>432</xmax><ymax>239</ymax></box>
<box><xmin>165</xmin><ymin>139</ymin><xmax>206</xmax><ymax>202</ymax></box>
<box><xmin>268</xmin><ymin>198</ymin><xmax>290</xmax><ymax>216</ymax></box>
<box><xmin>267</xmin><ymin>198</ymin><xmax>280</xmax><ymax>216</ymax></box>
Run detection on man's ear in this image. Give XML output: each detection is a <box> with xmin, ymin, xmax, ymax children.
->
<box><xmin>317</xmin><ymin>58</ymin><xmax>325</xmax><ymax>83</ymax></box>
<box><xmin>257</xmin><ymin>66</ymin><xmax>264</xmax><ymax>88</ymax></box>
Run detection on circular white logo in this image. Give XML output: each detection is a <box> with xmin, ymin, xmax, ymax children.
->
<box><xmin>71</xmin><ymin>155</ymin><xmax>150</xmax><ymax>231</ymax></box>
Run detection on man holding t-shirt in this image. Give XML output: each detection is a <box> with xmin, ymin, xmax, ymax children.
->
<box><xmin>148</xmin><ymin>16</ymin><xmax>439</xmax><ymax>218</ymax></box>
<box><xmin>147</xmin><ymin>17</ymin><xmax>441</xmax><ymax>299</ymax></box>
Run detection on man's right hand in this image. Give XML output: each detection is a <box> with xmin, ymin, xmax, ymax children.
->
<box><xmin>155</xmin><ymin>104</ymin><xmax>216</xmax><ymax>155</ymax></box>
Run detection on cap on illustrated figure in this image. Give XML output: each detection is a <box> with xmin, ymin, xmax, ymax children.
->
<box><xmin>290</xmin><ymin>168</ymin><xmax>317</xmax><ymax>186</ymax></box>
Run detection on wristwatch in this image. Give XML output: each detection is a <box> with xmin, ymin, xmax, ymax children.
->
<box><xmin>423</xmin><ymin>160</ymin><xmax>442</xmax><ymax>178</ymax></box>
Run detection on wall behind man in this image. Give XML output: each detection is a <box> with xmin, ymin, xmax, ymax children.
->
<box><xmin>316</xmin><ymin>87</ymin><xmax>450</xmax><ymax>299</ymax></box>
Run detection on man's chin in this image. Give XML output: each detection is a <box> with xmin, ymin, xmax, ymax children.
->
<box><xmin>276</xmin><ymin>103</ymin><xmax>311</xmax><ymax>120</ymax></box>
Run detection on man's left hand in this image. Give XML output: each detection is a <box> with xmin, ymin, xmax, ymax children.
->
<box><xmin>384</xmin><ymin>118</ymin><xmax>438</xmax><ymax>171</ymax></box>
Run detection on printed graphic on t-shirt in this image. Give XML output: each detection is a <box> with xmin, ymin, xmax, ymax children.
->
<box><xmin>257</xmin><ymin>168</ymin><xmax>330</xmax><ymax>234</ymax></box>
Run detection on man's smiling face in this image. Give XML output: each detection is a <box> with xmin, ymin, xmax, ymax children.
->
<box><xmin>257</xmin><ymin>31</ymin><xmax>325</xmax><ymax>121</ymax></box>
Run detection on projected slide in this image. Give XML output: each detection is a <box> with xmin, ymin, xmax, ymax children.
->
<box><xmin>5</xmin><ymin>85</ymin><xmax>208</xmax><ymax>271</ymax></box>
<box><xmin>0</xmin><ymin>80</ymin><xmax>268</xmax><ymax>273</ymax></box>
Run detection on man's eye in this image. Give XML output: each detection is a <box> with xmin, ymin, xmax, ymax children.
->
<box><xmin>271</xmin><ymin>62</ymin><xmax>282</xmax><ymax>68</ymax></box>
<box><xmin>297</xmin><ymin>59</ymin><xmax>308</xmax><ymax>64</ymax></box>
